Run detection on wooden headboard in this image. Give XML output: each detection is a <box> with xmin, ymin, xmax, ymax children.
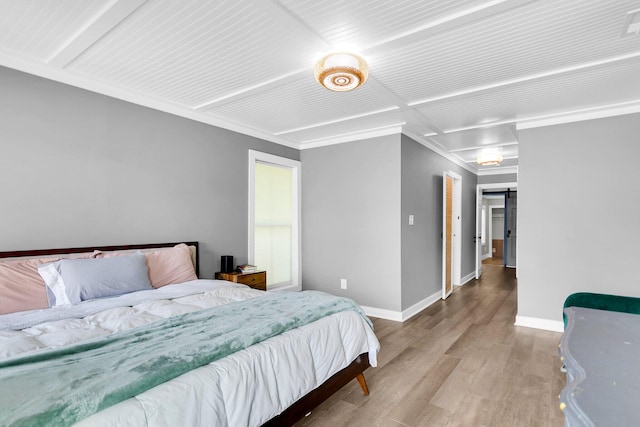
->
<box><xmin>0</xmin><ymin>242</ymin><xmax>200</xmax><ymax>276</ymax></box>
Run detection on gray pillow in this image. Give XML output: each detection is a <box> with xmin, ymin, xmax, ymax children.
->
<box><xmin>39</xmin><ymin>253</ymin><xmax>152</xmax><ymax>306</ymax></box>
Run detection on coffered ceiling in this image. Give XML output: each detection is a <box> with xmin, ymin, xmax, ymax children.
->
<box><xmin>1</xmin><ymin>0</ymin><xmax>639</xmax><ymax>174</ymax></box>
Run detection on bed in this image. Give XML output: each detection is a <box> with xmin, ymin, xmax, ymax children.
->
<box><xmin>0</xmin><ymin>242</ymin><xmax>380</xmax><ymax>426</ymax></box>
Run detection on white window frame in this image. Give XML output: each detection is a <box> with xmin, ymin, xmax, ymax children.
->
<box><xmin>248</xmin><ymin>150</ymin><xmax>301</xmax><ymax>291</ymax></box>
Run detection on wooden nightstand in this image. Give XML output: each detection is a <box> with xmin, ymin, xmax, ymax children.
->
<box><xmin>215</xmin><ymin>271</ymin><xmax>267</xmax><ymax>291</ymax></box>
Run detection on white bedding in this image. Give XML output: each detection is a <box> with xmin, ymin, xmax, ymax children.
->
<box><xmin>0</xmin><ymin>280</ymin><xmax>380</xmax><ymax>426</ymax></box>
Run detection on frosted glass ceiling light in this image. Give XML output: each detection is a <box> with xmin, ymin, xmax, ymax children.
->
<box><xmin>314</xmin><ymin>52</ymin><xmax>369</xmax><ymax>92</ymax></box>
<box><xmin>476</xmin><ymin>153</ymin><xmax>503</xmax><ymax>166</ymax></box>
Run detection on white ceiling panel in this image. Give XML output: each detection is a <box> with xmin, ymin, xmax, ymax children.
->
<box><xmin>278</xmin><ymin>0</ymin><xmax>492</xmax><ymax>49</ymax></box>
<box><xmin>430</xmin><ymin>125</ymin><xmax>517</xmax><ymax>152</ymax></box>
<box><xmin>0</xmin><ymin>0</ymin><xmax>106</xmax><ymax>61</ymax></box>
<box><xmin>1</xmin><ymin>0</ymin><xmax>640</xmax><ymax>173</ymax></box>
<box><xmin>282</xmin><ymin>110</ymin><xmax>406</xmax><ymax>146</ymax></box>
<box><xmin>375</xmin><ymin>0</ymin><xmax>640</xmax><ymax>104</ymax></box>
<box><xmin>415</xmin><ymin>57</ymin><xmax>640</xmax><ymax>131</ymax></box>
<box><xmin>203</xmin><ymin>73</ymin><xmax>398</xmax><ymax>136</ymax></box>
<box><xmin>67</xmin><ymin>0</ymin><xmax>316</xmax><ymax>107</ymax></box>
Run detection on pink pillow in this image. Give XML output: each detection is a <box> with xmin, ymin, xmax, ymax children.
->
<box><xmin>0</xmin><ymin>258</ymin><xmax>59</xmax><ymax>315</ymax></box>
<box><xmin>95</xmin><ymin>244</ymin><xmax>197</xmax><ymax>288</ymax></box>
<box><xmin>145</xmin><ymin>244</ymin><xmax>197</xmax><ymax>288</ymax></box>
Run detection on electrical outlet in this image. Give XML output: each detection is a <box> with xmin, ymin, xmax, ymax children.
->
<box><xmin>340</xmin><ymin>279</ymin><xmax>347</xmax><ymax>289</ymax></box>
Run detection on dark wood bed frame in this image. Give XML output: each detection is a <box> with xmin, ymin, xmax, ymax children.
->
<box><xmin>0</xmin><ymin>241</ymin><xmax>200</xmax><ymax>277</ymax></box>
<box><xmin>0</xmin><ymin>241</ymin><xmax>371</xmax><ymax>426</ymax></box>
<box><xmin>263</xmin><ymin>353</ymin><xmax>370</xmax><ymax>426</ymax></box>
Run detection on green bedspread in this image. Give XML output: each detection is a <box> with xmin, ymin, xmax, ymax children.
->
<box><xmin>0</xmin><ymin>290</ymin><xmax>370</xmax><ymax>427</ymax></box>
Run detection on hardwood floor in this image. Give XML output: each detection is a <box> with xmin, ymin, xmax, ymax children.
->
<box><xmin>295</xmin><ymin>265</ymin><xmax>565</xmax><ymax>427</ymax></box>
<box><xmin>482</xmin><ymin>257</ymin><xmax>504</xmax><ymax>266</ymax></box>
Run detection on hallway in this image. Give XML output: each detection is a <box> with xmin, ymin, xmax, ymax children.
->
<box><xmin>297</xmin><ymin>265</ymin><xmax>565</xmax><ymax>426</ymax></box>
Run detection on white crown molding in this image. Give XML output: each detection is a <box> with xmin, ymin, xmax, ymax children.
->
<box><xmin>516</xmin><ymin>101</ymin><xmax>640</xmax><ymax>130</ymax></box>
<box><xmin>402</xmin><ymin>129</ymin><xmax>479</xmax><ymax>175</ymax></box>
<box><xmin>4</xmin><ymin>46</ymin><xmax>637</xmax><ymax>162</ymax></box>
<box><xmin>275</xmin><ymin>107</ymin><xmax>400</xmax><ymax>136</ymax></box>
<box><xmin>298</xmin><ymin>124</ymin><xmax>404</xmax><ymax>149</ymax></box>
<box><xmin>477</xmin><ymin>166</ymin><xmax>518</xmax><ymax>176</ymax></box>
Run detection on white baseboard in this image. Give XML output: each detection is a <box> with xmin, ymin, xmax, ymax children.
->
<box><xmin>401</xmin><ymin>290</ymin><xmax>441</xmax><ymax>320</ymax></box>
<box><xmin>361</xmin><ymin>306</ymin><xmax>403</xmax><ymax>322</ymax></box>
<box><xmin>361</xmin><ymin>290</ymin><xmax>441</xmax><ymax>322</ymax></box>
<box><xmin>514</xmin><ymin>315</ymin><xmax>564</xmax><ymax>332</ymax></box>
<box><xmin>459</xmin><ymin>272</ymin><xmax>475</xmax><ymax>286</ymax></box>
<box><xmin>482</xmin><ymin>253</ymin><xmax>492</xmax><ymax>260</ymax></box>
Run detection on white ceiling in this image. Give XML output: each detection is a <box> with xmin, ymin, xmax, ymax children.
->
<box><xmin>1</xmin><ymin>0</ymin><xmax>639</xmax><ymax>175</ymax></box>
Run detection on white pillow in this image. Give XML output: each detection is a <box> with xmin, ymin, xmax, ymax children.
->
<box><xmin>38</xmin><ymin>262</ymin><xmax>71</xmax><ymax>306</ymax></box>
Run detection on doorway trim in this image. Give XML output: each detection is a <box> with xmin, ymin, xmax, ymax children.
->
<box><xmin>442</xmin><ymin>170</ymin><xmax>462</xmax><ymax>299</ymax></box>
<box><xmin>475</xmin><ymin>182</ymin><xmax>517</xmax><ymax>279</ymax></box>
<box><xmin>489</xmin><ymin>203</ymin><xmax>505</xmax><ymax>262</ymax></box>
<box><xmin>248</xmin><ymin>150</ymin><xmax>301</xmax><ymax>291</ymax></box>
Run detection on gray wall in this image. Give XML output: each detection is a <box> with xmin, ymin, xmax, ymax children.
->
<box><xmin>300</xmin><ymin>135</ymin><xmax>402</xmax><ymax>311</ymax></box>
<box><xmin>2</xmin><ymin>64</ymin><xmax>482</xmax><ymax>317</ymax></box>
<box><xmin>478</xmin><ymin>173</ymin><xmax>517</xmax><ymax>184</ymax></box>
<box><xmin>301</xmin><ymin>134</ymin><xmax>477</xmax><ymax>313</ymax></box>
<box><xmin>518</xmin><ymin>113</ymin><xmax>640</xmax><ymax>322</ymax></box>
<box><xmin>0</xmin><ymin>66</ymin><xmax>299</xmax><ymax>279</ymax></box>
<box><xmin>400</xmin><ymin>135</ymin><xmax>477</xmax><ymax>309</ymax></box>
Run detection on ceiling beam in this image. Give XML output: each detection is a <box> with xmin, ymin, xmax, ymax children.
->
<box><xmin>409</xmin><ymin>50</ymin><xmax>640</xmax><ymax>108</ymax></box>
<box><xmin>362</xmin><ymin>0</ymin><xmax>537</xmax><ymax>55</ymax></box>
<box><xmin>46</xmin><ymin>0</ymin><xmax>148</xmax><ymax>67</ymax></box>
<box><xmin>193</xmin><ymin>0</ymin><xmax>538</xmax><ymax>124</ymax></box>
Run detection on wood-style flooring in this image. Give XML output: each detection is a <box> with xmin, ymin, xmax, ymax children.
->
<box><xmin>482</xmin><ymin>257</ymin><xmax>504</xmax><ymax>266</ymax></box>
<box><xmin>295</xmin><ymin>265</ymin><xmax>565</xmax><ymax>427</ymax></box>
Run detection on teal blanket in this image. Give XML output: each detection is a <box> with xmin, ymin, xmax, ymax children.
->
<box><xmin>0</xmin><ymin>291</ymin><xmax>370</xmax><ymax>427</ymax></box>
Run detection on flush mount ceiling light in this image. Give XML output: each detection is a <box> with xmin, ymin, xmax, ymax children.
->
<box><xmin>476</xmin><ymin>153</ymin><xmax>503</xmax><ymax>166</ymax></box>
<box><xmin>314</xmin><ymin>52</ymin><xmax>369</xmax><ymax>92</ymax></box>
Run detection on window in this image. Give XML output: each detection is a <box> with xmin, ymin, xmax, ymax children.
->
<box><xmin>248</xmin><ymin>151</ymin><xmax>300</xmax><ymax>290</ymax></box>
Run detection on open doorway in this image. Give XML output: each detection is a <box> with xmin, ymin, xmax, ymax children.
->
<box><xmin>475</xmin><ymin>182</ymin><xmax>517</xmax><ymax>278</ymax></box>
<box><xmin>481</xmin><ymin>190</ymin><xmax>517</xmax><ymax>268</ymax></box>
<box><xmin>442</xmin><ymin>171</ymin><xmax>462</xmax><ymax>299</ymax></box>
<box><xmin>482</xmin><ymin>196</ymin><xmax>505</xmax><ymax>265</ymax></box>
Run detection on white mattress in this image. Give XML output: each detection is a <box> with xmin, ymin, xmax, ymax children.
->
<box><xmin>0</xmin><ymin>280</ymin><xmax>380</xmax><ymax>426</ymax></box>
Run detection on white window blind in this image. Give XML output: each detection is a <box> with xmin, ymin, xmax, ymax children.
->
<box><xmin>254</xmin><ymin>162</ymin><xmax>292</xmax><ymax>287</ymax></box>
<box><xmin>248</xmin><ymin>150</ymin><xmax>300</xmax><ymax>291</ymax></box>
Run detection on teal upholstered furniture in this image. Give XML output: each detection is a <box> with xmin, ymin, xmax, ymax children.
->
<box><xmin>563</xmin><ymin>292</ymin><xmax>640</xmax><ymax>327</ymax></box>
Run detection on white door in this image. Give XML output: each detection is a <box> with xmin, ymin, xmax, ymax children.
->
<box><xmin>475</xmin><ymin>185</ymin><xmax>483</xmax><ymax>279</ymax></box>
